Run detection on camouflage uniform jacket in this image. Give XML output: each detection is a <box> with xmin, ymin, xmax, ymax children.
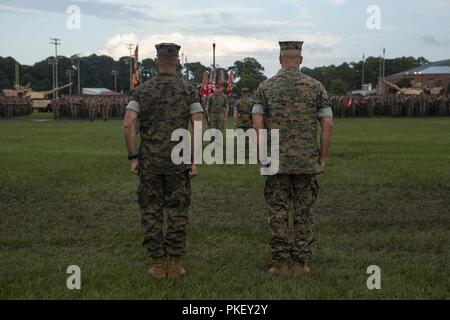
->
<box><xmin>130</xmin><ymin>73</ymin><xmax>201</xmax><ymax>174</ymax></box>
<box><xmin>235</xmin><ymin>96</ymin><xmax>254</xmax><ymax>128</ymax></box>
<box><xmin>208</xmin><ymin>93</ymin><xmax>228</xmax><ymax>113</ymax></box>
<box><xmin>252</xmin><ymin>69</ymin><xmax>333</xmax><ymax>175</ymax></box>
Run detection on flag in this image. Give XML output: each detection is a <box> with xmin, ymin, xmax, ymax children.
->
<box><xmin>227</xmin><ymin>70</ymin><xmax>234</xmax><ymax>97</ymax></box>
<box><xmin>208</xmin><ymin>69</ymin><xmax>216</xmax><ymax>95</ymax></box>
<box><xmin>201</xmin><ymin>71</ymin><xmax>209</xmax><ymax>93</ymax></box>
<box><xmin>217</xmin><ymin>69</ymin><xmax>225</xmax><ymax>94</ymax></box>
<box><xmin>132</xmin><ymin>45</ymin><xmax>140</xmax><ymax>89</ymax></box>
<box><xmin>346</xmin><ymin>96</ymin><xmax>353</xmax><ymax>109</ymax></box>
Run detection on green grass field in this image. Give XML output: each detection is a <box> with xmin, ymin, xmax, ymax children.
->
<box><xmin>0</xmin><ymin>115</ymin><xmax>449</xmax><ymax>300</ymax></box>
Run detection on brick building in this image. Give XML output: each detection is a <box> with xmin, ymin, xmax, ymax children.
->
<box><xmin>382</xmin><ymin>59</ymin><xmax>450</xmax><ymax>94</ymax></box>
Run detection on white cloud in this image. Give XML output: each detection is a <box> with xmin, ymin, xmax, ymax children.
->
<box><xmin>99</xmin><ymin>32</ymin><xmax>342</xmax><ymax>75</ymax></box>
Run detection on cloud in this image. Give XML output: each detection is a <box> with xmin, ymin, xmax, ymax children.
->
<box><xmin>99</xmin><ymin>33</ymin><xmax>278</xmax><ymax>62</ymax></box>
<box><xmin>98</xmin><ymin>32</ymin><xmax>342</xmax><ymax>76</ymax></box>
<box><xmin>422</xmin><ymin>35</ymin><xmax>450</xmax><ymax>46</ymax></box>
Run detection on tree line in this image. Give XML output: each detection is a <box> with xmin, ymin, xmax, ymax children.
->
<box><xmin>0</xmin><ymin>54</ymin><xmax>431</xmax><ymax>96</ymax></box>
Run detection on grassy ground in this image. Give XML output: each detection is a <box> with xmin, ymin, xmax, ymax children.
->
<box><xmin>0</xmin><ymin>114</ymin><xmax>449</xmax><ymax>300</ymax></box>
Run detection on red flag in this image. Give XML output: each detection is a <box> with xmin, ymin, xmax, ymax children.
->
<box><xmin>208</xmin><ymin>69</ymin><xmax>216</xmax><ymax>95</ymax></box>
<box><xmin>346</xmin><ymin>96</ymin><xmax>353</xmax><ymax>109</ymax></box>
<box><xmin>217</xmin><ymin>69</ymin><xmax>225</xmax><ymax>94</ymax></box>
<box><xmin>200</xmin><ymin>71</ymin><xmax>209</xmax><ymax>96</ymax></box>
<box><xmin>227</xmin><ymin>70</ymin><xmax>234</xmax><ymax>97</ymax></box>
<box><xmin>132</xmin><ymin>45</ymin><xmax>140</xmax><ymax>89</ymax></box>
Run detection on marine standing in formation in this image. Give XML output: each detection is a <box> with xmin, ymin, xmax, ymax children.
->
<box><xmin>123</xmin><ymin>43</ymin><xmax>203</xmax><ymax>280</ymax></box>
<box><xmin>0</xmin><ymin>96</ymin><xmax>33</xmax><ymax>118</ymax></box>
<box><xmin>252</xmin><ymin>41</ymin><xmax>334</xmax><ymax>278</ymax></box>
<box><xmin>52</xmin><ymin>96</ymin><xmax>129</xmax><ymax>120</ymax></box>
<box><xmin>233</xmin><ymin>87</ymin><xmax>254</xmax><ymax>130</ymax></box>
<box><xmin>206</xmin><ymin>85</ymin><xmax>229</xmax><ymax>130</ymax></box>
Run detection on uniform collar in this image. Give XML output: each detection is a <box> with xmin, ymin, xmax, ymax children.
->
<box><xmin>277</xmin><ymin>68</ymin><xmax>302</xmax><ymax>75</ymax></box>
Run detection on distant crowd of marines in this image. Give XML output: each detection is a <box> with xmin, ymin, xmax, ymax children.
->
<box><xmin>330</xmin><ymin>93</ymin><xmax>450</xmax><ymax>117</ymax></box>
<box><xmin>0</xmin><ymin>96</ymin><xmax>33</xmax><ymax>118</ymax></box>
<box><xmin>1</xmin><ymin>91</ymin><xmax>449</xmax><ymax>120</ymax></box>
<box><xmin>51</xmin><ymin>95</ymin><xmax>129</xmax><ymax>121</ymax></box>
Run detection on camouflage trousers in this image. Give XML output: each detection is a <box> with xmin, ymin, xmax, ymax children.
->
<box><xmin>264</xmin><ymin>174</ymin><xmax>319</xmax><ymax>264</ymax></box>
<box><xmin>88</xmin><ymin>108</ymin><xmax>96</xmax><ymax>121</ymax></box>
<box><xmin>102</xmin><ymin>106</ymin><xmax>110</xmax><ymax>121</ymax></box>
<box><xmin>70</xmin><ymin>105</ymin><xmax>79</xmax><ymax>120</ymax></box>
<box><xmin>138</xmin><ymin>172</ymin><xmax>191</xmax><ymax>258</ymax></box>
<box><xmin>209</xmin><ymin>112</ymin><xmax>225</xmax><ymax>130</ymax></box>
<box><xmin>53</xmin><ymin>106</ymin><xmax>60</xmax><ymax>120</ymax></box>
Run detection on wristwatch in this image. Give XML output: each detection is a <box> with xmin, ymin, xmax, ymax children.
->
<box><xmin>128</xmin><ymin>154</ymin><xmax>138</xmax><ymax>160</ymax></box>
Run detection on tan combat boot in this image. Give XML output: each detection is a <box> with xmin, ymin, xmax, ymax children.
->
<box><xmin>291</xmin><ymin>263</ymin><xmax>310</xmax><ymax>278</ymax></box>
<box><xmin>167</xmin><ymin>256</ymin><xmax>187</xmax><ymax>279</ymax></box>
<box><xmin>268</xmin><ymin>261</ymin><xmax>291</xmax><ymax>278</ymax></box>
<box><xmin>148</xmin><ymin>257</ymin><xmax>167</xmax><ymax>279</ymax></box>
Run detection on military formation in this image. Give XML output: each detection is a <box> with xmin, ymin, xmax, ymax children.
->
<box><xmin>0</xmin><ymin>96</ymin><xmax>33</xmax><ymax>118</ymax></box>
<box><xmin>331</xmin><ymin>94</ymin><xmax>450</xmax><ymax>118</ymax></box>
<box><xmin>51</xmin><ymin>95</ymin><xmax>129</xmax><ymax>121</ymax></box>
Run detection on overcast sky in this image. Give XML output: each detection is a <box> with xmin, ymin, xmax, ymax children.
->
<box><xmin>0</xmin><ymin>0</ymin><xmax>449</xmax><ymax>76</ymax></box>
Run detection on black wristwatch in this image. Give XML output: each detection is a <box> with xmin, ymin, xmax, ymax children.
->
<box><xmin>128</xmin><ymin>154</ymin><xmax>138</xmax><ymax>160</ymax></box>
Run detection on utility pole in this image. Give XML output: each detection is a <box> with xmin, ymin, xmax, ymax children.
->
<box><xmin>76</xmin><ymin>54</ymin><xmax>81</xmax><ymax>95</ymax></box>
<box><xmin>50</xmin><ymin>38</ymin><xmax>61</xmax><ymax>98</ymax></box>
<box><xmin>15</xmin><ymin>62</ymin><xmax>20</xmax><ymax>87</ymax></box>
<box><xmin>362</xmin><ymin>53</ymin><xmax>365</xmax><ymax>89</ymax></box>
<box><xmin>382</xmin><ymin>47</ymin><xmax>386</xmax><ymax>78</ymax></box>
<box><xmin>48</xmin><ymin>57</ymin><xmax>57</xmax><ymax>98</ymax></box>
<box><xmin>379</xmin><ymin>53</ymin><xmax>383</xmax><ymax>94</ymax></box>
<box><xmin>112</xmin><ymin>70</ymin><xmax>119</xmax><ymax>92</ymax></box>
<box><xmin>212</xmin><ymin>42</ymin><xmax>216</xmax><ymax>74</ymax></box>
<box><xmin>185</xmin><ymin>56</ymin><xmax>189</xmax><ymax>81</ymax></box>
<box><xmin>126</xmin><ymin>43</ymin><xmax>134</xmax><ymax>92</ymax></box>
<box><xmin>65</xmin><ymin>69</ymin><xmax>74</xmax><ymax>95</ymax></box>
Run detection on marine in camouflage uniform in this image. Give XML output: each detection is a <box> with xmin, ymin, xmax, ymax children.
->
<box><xmin>233</xmin><ymin>88</ymin><xmax>253</xmax><ymax>130</ymax></box>
<box><xmin>234</xmin><ymin>88</ymin><xmax>254</xmax><ymax>159</ymax></box>
<box><xmin>88</xmin><ymin>99</ymin><xmax>97</xmax><ymax>121</ymax></box>
<box><xmin>207</xmin><ymin>87</ymin><xmax>229</xmax><ymax>130</ymax></box>
<box><xmin>70</xmin><ymin>97</ymin><xmax>80</xmax><ymax>120</ymax></box>
<box><xmin>102</xmin><ymin>98</ymin><xmax>111</xmax><ymax>121</ymax></box>
<box><xmin>252</xmin><ymin>41</ymin><xmax>334</xmax><ymax>278</ymax></box>
<box><xmin>124</xmin><ymin>43</ymin><xmax>203</xmax><ymax>279</ymax></box>
<box><xmin>52</xmin><ymin>98</ymin><xmax>60</xmax><ymax>120</ymax></box>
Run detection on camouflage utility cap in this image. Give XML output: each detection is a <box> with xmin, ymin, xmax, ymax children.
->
<box><xmin>156</xmin><ymin>43</ymin><xmax>181</xmax><ymax>58</ymax></box>
<box><xmin>279</xmin><ymin>41</ymin><xmax>304</xmax><ymax>52</ymax></box>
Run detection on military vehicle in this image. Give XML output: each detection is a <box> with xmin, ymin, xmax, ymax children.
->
<box><xmin>2</xmin><ymin>83</ymin><xmax>73</xmax><ymax>111</ymax></box>
<box><xmin>382</xmin><ymin>79</ymin><xmax>444</xmax><ymax>96</ymax></box>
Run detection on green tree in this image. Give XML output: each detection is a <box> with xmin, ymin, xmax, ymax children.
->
<box><xmin>329</xmin><ymin>79</ymin><xmax>347</xmax><ymax>94</ymax></box>
<box><xmin>141</xmin><ymin>58</ymin><xmax>157</xmax><ymax>82</ymax></box>
<box><xmin>232</xmin><ymin>57</ymin><xmax>267</xmax><ymax>93</ymax></box>
<box><xmin>233</xmin><ymin>57</ymin><xmax>265</xmax><ymax>78</ymax></box>
<box><xmin>185</xmin><ymin>62</ymin><xmax>209</xmax><ymax>84</ymax></box>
